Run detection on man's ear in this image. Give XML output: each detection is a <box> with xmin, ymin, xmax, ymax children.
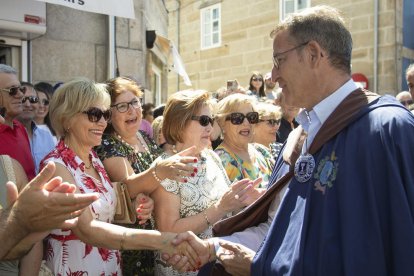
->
<box><xmin>306</xmin><ymin>41</ymin><xmax>324</xmax><ymax>67</ymax></box>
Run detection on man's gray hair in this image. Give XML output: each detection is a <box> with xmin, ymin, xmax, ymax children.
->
<box><xmin>271</xmin><ymin>5</ymin><xmax>353</xmax><ymax>74</ymax></box>
<box><xmin>0</xmin><ymin>64</ymin><xmax>17</xmax><ymax>74</ymax></box>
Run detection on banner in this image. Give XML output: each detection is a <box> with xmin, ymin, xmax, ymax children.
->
<box><xmin>171</xmin><ymin>43</ymin><xmax>192</xmax><ymax>86</ymax></box>
<box><xmin>36</xmin><ymin>0</ymin><xmax>135</xmax><ymax>19</ymax></box>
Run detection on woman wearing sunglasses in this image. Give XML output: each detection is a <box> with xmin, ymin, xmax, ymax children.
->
<box><xmin>40</xmin><ymin>78</ymin><xmax>199</xmax><ymax>275</ymax></box>
<box><xmin>215</xmin><ymin>94</ymin><xmax>274</xmax><ymax>188</ymax></box>
<box><xmin>34</xmin><ymin>82</ymin><xmax>57</xmax><ymax>143</ymax></box>
<box><xmin>151</xmin><ymin>90</ymin><xmax>259</xmax><ymax>276</ymax></box>
<box><xmin>94</xmin><ymin>77</ymin><xmax>198</xmax><ymax>276</ymax></box>
<box><xmin>246</xmin><ymin>71</ymin><xmax>266</xmax><ymax>99</ymax></box>
<box><xmin>253</xmin><ymin>102</ymin><xmax>284</xmax><ymax>160</ymax></box>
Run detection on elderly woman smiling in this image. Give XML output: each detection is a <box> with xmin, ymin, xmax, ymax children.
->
<box><xmin>214</xmin><ymin>94</ymin><xmax>274</xmax><ymax>187</ymax></box>
<box><xmin>151</xmin><ymin>90</ymin><xmax>259</xmax><ymax>276</ymax></box>
<box><xmin>41</xmin><ymin>78</ymin><xmax>198</xmax><ymax>275</ymax></box>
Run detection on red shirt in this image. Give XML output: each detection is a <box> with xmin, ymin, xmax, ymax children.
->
<box><xmin>0</xmin><ymin>120</ymin><xmax>36</xmax><ymax>180</ymax></box>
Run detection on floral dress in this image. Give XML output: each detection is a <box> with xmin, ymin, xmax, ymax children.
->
<box><xmin>41</xmin><ymin>140</ymin><xmax>121</xmax><ymax>276</ymax></box>
<box><xmin>153</xmin><ymin>149</ymin><xmax>231</xmax><ymax>276</ymax></box>
<box><xmin>214</xmin><ymin>143</ymin><xmax>274</xmax><ymax>187</ymax></box>
<box><xmin>95</xmin><ymin>130</ymin><xmax>163</xmax><ymax>276</ymax></box>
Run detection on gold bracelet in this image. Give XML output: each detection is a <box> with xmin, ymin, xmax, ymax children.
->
<box><xmin>203</xmin><ymin>209</ymin><xmax>211</xmax><ymax>227</ymax></box>
<box><xmin>120</xmin><ymin>231</ymin><xmax>127</xmax><ymax>250</ymax></box>
<box><xmin>152</xmin><ymin>163</ymin><xmax>162</xmax><ymax>183</ymax></box>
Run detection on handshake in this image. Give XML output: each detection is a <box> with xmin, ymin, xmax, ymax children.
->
<box><xmin>162</xmin><ymin>232</ymin><xmax>255</xmax><ymax>276</ymax></box>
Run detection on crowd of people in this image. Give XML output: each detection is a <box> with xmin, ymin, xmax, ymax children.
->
<box><xmin>1</xmin><ymin>4</ymin><xmax>414</xmax><ymax>276</ymax></box>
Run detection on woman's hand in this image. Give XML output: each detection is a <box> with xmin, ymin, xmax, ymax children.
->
<box><xmin>217</xmin><ymin>178</ymin><xmax>262</xmax><ymax>213</ymax></box>
<box><xmin>155</xmin><ymin>146</ymin><xmax>199</xmax><ymax>183</ymax></box>
<box><xmin>135</xmin><ymin>193</ymin><xmax>153</xmax><ymax>225</ymax></box>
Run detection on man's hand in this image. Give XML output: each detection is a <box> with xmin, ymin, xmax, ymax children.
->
<box><xmin>217</xmin><ymin>241</ymin><xmax>255</xmax><ymax>276</ymax></box>
<box><xmin>11</xmin><ymin>161</ymin><xmax>99</xmax><ymax>232</ymax></box>
<box><xmin>161</xmin><ymin>231</ymin><xmax>212</xmax><ymax>272</ymax></box>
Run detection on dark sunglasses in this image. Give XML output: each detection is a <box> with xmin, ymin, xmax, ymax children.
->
<box><xmin>226</xmin><ymin>112</ymin><xmax>259</xmax><ymax>125</ymax></box>
<box><xmin>259</xmin><ymin>118</ymin><xmax>281</xmax><ymax>126</ymax></box>
<box><xmin>252</xmin><ymin>77</ymin><xmax>263</xmax><ymax>82</ymax></box>
<box><xmin>22</xmin><ymin>96</ymin><xmax>39</xmax><ymax>104</ymax></box>
<box><xmin>191</xmin><ymin>115</ymin><xmax>214</xmax><ymax>127</ymax></box>
<box><xmin>40</xmin><ymin>99</ymin><xmax>50</xmax><ymax>106</ymax></box>
<box><xmin>83</xmin><ymin>107</ymin><xmax>112</xmax><ymax>122</ymax></box>
<box><xmin>0</xmin><ymin>86</ymin><xmax>27</xmax><ymax>96</ymax></box>
<box><xmin>400</xmin><ymin>100</ymin><xmax>413</xmax><ymax>106</ymax></box>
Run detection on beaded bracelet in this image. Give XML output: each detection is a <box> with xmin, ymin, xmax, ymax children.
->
<box><xmin>203</xmin><ymin>210</ymin><xmax>211</xmax><ymax>227</ymax></box>
<box><xmin>152</xmin><ymin>163</ymin><xmax>162</xmax><ymax>183</ymax></box>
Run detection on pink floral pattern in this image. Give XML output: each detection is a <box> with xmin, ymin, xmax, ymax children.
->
<box><xmin>41</xmin><ymin>139</ymin><xmax>121</xmax><ymax>275</ymax></box>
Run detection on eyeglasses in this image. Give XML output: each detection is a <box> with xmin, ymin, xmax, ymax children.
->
<box><xmin>191</xmin><ymin>115</ymin><xmax>214</xmax><ymax>127</ymax></box>
<box><xmin>83</xmin><ymin>107</ymin><xmax>112</xmax><ymax>122</ymax></box>
<box><xmin>252</xmin><ymin>77</ymin><xmax>263</xmax><ymax>82</ymax></box>
<box><xmin>22</xmin><ymin>96</ymin><xmax>39</xmax><ymax>104</ymax></box>
<box><xmin>259</xmin><ymin>119</ymin><xmax>281</xmax><ymax>126</ymax></box>
<box><xmin>225</xmin><ymin>112</ymin><xmax>259</xmax><ymax>125</ymax></box>
<box><xmin>272</xmin><ymin>41</ymin><xmax>309</xmax><ymax>69</ymax></box>
<box><xmin>40</xmin><ymin>99</ymin><xmax>50</xmax><ymax>106</ymax></box>
<box><xmin>400</xmin><ymin>100</ymin><xmax>413</xmax><ymax>106</ymax></box>
<box><xmin>0</xmin><ymin>86</ymin><xmax>27</xmax><ymax>96</ymax></box>
<box><xmin>111</xmin><ymin>99</ymin><xmax>141</xmax><ymax>113</ymax></box>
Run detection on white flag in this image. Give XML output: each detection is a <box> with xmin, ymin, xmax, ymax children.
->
<box><xmin>170</xmin><ymin>43</ymin><xmax>192</xmax><ymax>86</ymax></box>
<box><xmin>35</xmin><ymin>0</ymin><xmax>135</xmax><ymax>19</ymax></box>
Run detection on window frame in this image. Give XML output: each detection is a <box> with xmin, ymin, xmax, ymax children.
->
<box><xmin>279</xmin><ymin>0</ymin><xmax>311</xmax><ymax>21</ymax></box>
<box><xmin>200</xmin><ymin>3</ymin><xmax>221</xmax><ymax>50</ymax></box>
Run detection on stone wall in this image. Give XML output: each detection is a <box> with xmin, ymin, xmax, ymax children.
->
<box><xmin>166</xmin><ymin>0</ymin><xmax>402</xmax><ymax>95</ymax></box>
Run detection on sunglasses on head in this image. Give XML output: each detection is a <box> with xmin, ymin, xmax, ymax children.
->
<box><xmin>226</xmin><ymin>112</ymin><xmax>259</xmax><ymax>125</ymax></box>
<box><xmin>0</xmin><ymin>86</ymin><xmax>27</xmax><ymax>97</ymax></box>
<box><xmin>400</xmin><ymin>100</ymin><xmax>413</xmax><ymax>106</ymax></box>
<box><xmin>252</xmin><ymin>77</ymin><xmax>263</xmax><ymax>82</ymax></box>
<box><xmin>259</xmin><ymin>118</ymin><xmax>281</xmax><ymax>126</ymax></box>
<box><xmin>83</xmin><ymin>107</ymin><xmax>112</xmax><ymax>122</ymax></box>
<box><xmin>191</xmin><ymin>115</ymin><xmax>214</xmax><ymax>127</ymax></box>
<box><xmin>22</xmin><ymin>96</ymin><xmax>39</xmax><ymax>104</ymax></box>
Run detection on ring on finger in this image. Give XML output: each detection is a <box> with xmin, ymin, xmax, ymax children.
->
<box><xmin>234</xmin><ymin>194</ymin><xmax>239</xmax><ymax>200</ymax></box>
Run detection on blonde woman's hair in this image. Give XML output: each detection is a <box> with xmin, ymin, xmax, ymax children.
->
<box><xmin>163</xmin><ymin>90</ymin><xmax>211</xmax><ymax>145</ymax></box>
<box><xmin>255</xmin><ymin>102</ymin><xmax>282</xmax><ymax>120</ymax></box>
<box><xmin>151</xmin><ymin>116</ymin><xmax>164</xmax><ymax>145</ymax></box>
<box><xmin>49</xmin><ymin>78</ymin><xmax>110</xmax><ymax>137</ymax></box>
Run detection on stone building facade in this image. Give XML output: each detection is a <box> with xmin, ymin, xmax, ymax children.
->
<box><xmin>166</xmin><ymin>0</ymin><xmax>414</xmax><ymax>95</ymax></box>
<box><xmin>0</xmin><ymin>0</ymin><xmax>169</xmax><ymax>105</ymax></box>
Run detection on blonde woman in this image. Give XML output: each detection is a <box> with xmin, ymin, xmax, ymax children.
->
<box><xmin>253</xmin><ymin>102</ymin><xmax>283</xmax><ymax>159</ymax></box>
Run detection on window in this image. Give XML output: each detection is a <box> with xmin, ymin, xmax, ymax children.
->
<box><xmin>200</xmin><ymin>3</ymin><xmax>221</xmax><ymax>50</ymax></box>
<box><xmin>280</xmin><ymin>0</ymin><xmax>310</xmax><ymax>21</ymax></box>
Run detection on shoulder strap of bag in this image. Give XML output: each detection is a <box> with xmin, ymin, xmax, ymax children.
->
<box><xmin>213</xmin><ymin>89</ymin><xmax>379</xmax><ymax>237</ymax></box>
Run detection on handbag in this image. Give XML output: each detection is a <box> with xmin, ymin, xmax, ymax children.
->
<box><xmin>112</xmin><ymin>182</ymin><xmax>137</xmax><ymax>224</ymax></box>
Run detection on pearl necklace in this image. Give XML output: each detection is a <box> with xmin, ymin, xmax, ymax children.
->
<box><xmin>116</xmin><ymin>132</ymin><xmax>149</xmax><ymax>153</ymax></box>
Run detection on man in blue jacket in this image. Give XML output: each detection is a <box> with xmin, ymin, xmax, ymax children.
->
<box><xmin>164</xmin><ymin>5</ymin><xmax>414</xmax><ymax>275</ymax></box>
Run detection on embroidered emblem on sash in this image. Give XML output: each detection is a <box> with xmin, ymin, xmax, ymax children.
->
<box><xmin>313</xmin><ymin>151</ymin><xmax>338</xmax><ymax>194</ymax></box>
